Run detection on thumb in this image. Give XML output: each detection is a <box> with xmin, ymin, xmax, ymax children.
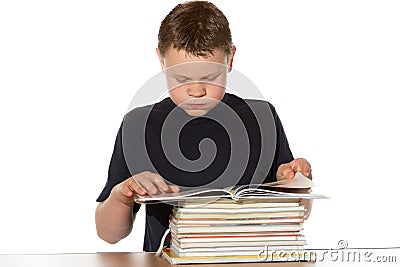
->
<box><xmin>277</xmin><ymin>163</ymin><xmax>295</xmax><ymax>180</ymax></box>
<box><xmin>169</xmin><ymin>185</ymin><xmax>180</xmax><ymax>193</ymax></box>
<box><xmin>283</xmin><ymin>167</ymin><xmax>295</xmax><ymax>179</ymax></box>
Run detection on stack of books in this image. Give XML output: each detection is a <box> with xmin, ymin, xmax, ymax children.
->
<box><xmin>135</xmin><ymin>172</ymin><xmax>325</xmax><ymax>264</ymax></box>
<box><xmin>163</xmin><ymin>198</ymin><xmax>313</xmax><ymax>264</ymax></box>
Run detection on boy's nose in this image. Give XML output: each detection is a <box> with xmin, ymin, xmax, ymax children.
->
<box><xmin>187</xmin><ymin>83</ymin><xmax>206</xmax><ymax>97</ymax></box>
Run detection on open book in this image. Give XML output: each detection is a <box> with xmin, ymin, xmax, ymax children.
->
<box><xmin>134</xmin><ymin>172</ymin><xmax>326</xmax><ymax>204</ymax></box>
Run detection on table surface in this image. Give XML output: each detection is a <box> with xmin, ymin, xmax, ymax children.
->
<box><xmin>0</xmin><ymin>252</ymin><xmax>398</xmax><ymax>267</ymax></box>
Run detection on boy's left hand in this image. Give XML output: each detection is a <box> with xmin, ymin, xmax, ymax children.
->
<box><xmin>276</xmin><ymin>158</ymin><xmax>312</xmax><ymax>181</ymax></box>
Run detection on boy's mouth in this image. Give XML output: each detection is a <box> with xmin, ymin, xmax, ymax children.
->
<box><xmin>186</xmin><ymin>103</ymin><xmax>206</xmax><ymax>109</ymax></box>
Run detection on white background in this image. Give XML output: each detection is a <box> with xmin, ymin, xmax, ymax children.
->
<box><xmin>0</xmin><ymin>0</ymin><xmax>399</xmax><ymax>253</ymax></box>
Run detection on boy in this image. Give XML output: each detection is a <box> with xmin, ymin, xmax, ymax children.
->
<box><xmin>95</xmin><ymin>1</ymin><xmax>312</xmax><ymax>252</ymax></box>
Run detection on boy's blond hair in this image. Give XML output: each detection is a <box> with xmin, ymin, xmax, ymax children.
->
<box><xmin>158</xmin><ymin>1</ymin><xmax>233</xmax><ymax>58</ymax></box>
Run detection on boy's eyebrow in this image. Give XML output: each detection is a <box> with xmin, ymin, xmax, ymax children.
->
<box><xmin>171</xmin><ymin>71</ymin><xmax>223</xmax><ymax>80</ymax></box>
<box><xmin>170</xmin><ymin>74</ymin><xmax>191</xmax><ymax>79</ymax></box>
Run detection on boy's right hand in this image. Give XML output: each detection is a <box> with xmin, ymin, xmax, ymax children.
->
<box><xmin>113</xmin><ymin>171</ymin><xmax>180</xmax><ymax>206</ymax></box>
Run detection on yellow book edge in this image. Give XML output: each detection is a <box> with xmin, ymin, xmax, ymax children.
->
<box><xmin>161</xmin><ymin>247</ymin><xmax>316</xmax><ymax>264</ymax></box>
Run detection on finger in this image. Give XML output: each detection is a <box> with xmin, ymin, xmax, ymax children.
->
<box><xmin>291</xmin><ymin>158</ymin><xmax>312</xmax><ymax>178</ymax></box>
<box><xmin>277</xmin><ymin>163</ymin><xmax>295</xmax><ymax>180</ymax></box>
<box><xmin>119</xmin><ymin>183</ymin><xmax>134</xmax><ymax>197</ymax></box>
<box><xmin>169</xmin><ymin>185</ymin><xmax>180</xmax><ymax>193</ymax></box>
<box><xmin>143</xmin><ymin>172</ymin><xmax>179</xmax><ymax>194</ymax></box>
<box><xmin>302</xmin><ymin>167</ymin><xmax>312</xmax><ymax>179</ymax></box>
<box><xmin>114</xmin><ymin>185</ymin><xmax>135</xmax><ymax>206</ymax></box>
<box><xmin>150</xmin><ymin>173</ymin><xmax>171</xmax><ymax>193</ymax></box>
<box><xmin>290</xmin><ymin>159</ymin><xmax>303</xmax><ymax>173</ymax></box>
<box><xmin>276</xmin><ymin>165</ymin><xmax>285</xmax><ymax>181</ymax></box>
<box><xmin>282</xmin><ymin>166</ymin><xmax>295</xmax><ymax>179</ymax></box>
<box><xmin>297</xmin><ymin>158</ymin><xmax>312</xmax><ymax>178</ymax></box>
<box><xmin>153</xmin><ymin>177</ymin><xmax>180</xmax><ymax>193</ymax></box>
<box><xmin>128</xmin><ymin>177</ymin><xmax>147</xmax><ymax>195</ymax></box>
<box><xmin>135</xmin><ymin>176</ymin><xmax>160</xmax><ymax>196</ymax></box>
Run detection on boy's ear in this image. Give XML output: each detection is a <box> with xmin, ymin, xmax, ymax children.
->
<box><xmin>156</xmin><ymin>48</ymin><xmax>165</xmax><ymax>72</ymax></box>
<box><xmin>228</xmin><ymin>45</ymin><xmax>236</xmax><ymax>73</ymax></box>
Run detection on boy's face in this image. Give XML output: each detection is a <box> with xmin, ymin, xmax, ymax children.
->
<box><xmin>157</xmin><ymin>48</ymin><xmax>234</xmax><ymax>116</ymax></box>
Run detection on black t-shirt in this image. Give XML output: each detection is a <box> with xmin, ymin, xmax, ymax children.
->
<box><xmin>96</xmin><ymin>93</ymin><xmax>294</xmax><ymax>251</ymax></box>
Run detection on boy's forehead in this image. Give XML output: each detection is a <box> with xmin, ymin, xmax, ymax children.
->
<box><xmin>165</xmin><ymin>61</ymin><xmax>228</xmax><ymax>78</ymax></box>
<box><xmin>163</xmin><ymin>47</ymin><xmax>228</xmax><ymax>67</ymax></box>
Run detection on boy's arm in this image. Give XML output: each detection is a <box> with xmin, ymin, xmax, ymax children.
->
<box><xmin>269</xmin><ymin>102</ymin><xmax>312</xmax><ymax>180</ymax></box>
<box><xmin>95</xmin><ymin>186</ymin><xmax>136</xmax><ymax>244</ymax></box>
<box><xmin>95</xmin><ymin>174</ymin><xmax>148</xmax><ymax>244</ymax></box>
<box><xmin>95</xmin><ymin>173</ymin><xmax>180</xmax><ymax>243</ymax></box>
<box><xmin>95</xmin><ymin>201</ymin><xmax>134</xmax><ymax>244</ymax></box>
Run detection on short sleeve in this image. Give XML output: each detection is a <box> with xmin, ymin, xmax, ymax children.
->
<box><xmin>96</xmin><ymin>122</ymin><xmax>141</xmax><ymax>214</ymax></box>
<box><xmin>264</xmin><ymin>103</ymin><xmax>294</xmax><ymax>182</ymax></box>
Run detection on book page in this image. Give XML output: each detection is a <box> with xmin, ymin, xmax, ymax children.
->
<box><xmin>134</xmin><ymin>187</ymin><xmax>233</xmax><ymax>204</ymax></box>
<box><xmin>134</xmin><ymin>172</ymin><xmax>317</xmax><ymax>204</ymax></box>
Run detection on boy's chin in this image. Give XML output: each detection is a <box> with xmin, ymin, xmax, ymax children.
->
<box><xmin>184</xmin><ymin>109</ymin><xmax>210</xmax><ymax>117</ymax></box>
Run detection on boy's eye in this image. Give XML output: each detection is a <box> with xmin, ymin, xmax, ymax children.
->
<box><xmin>173</xmin><ymin>73</ymin><xmax>221</xmax><ymax>83</ymax></box>
<box><xmin>175</xmin><ymin>78</ymin><xmax>191</xmax><ymax>83</ymax></box>
<box><xmin>202</xmin><ymin>74</ymin><xmax>221</xmax><ymax>82</ymax></box>
<box><xmin>203</xmin><ymin>76</ymin><xmax>218</xmax><ymax>82</ymax></box>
